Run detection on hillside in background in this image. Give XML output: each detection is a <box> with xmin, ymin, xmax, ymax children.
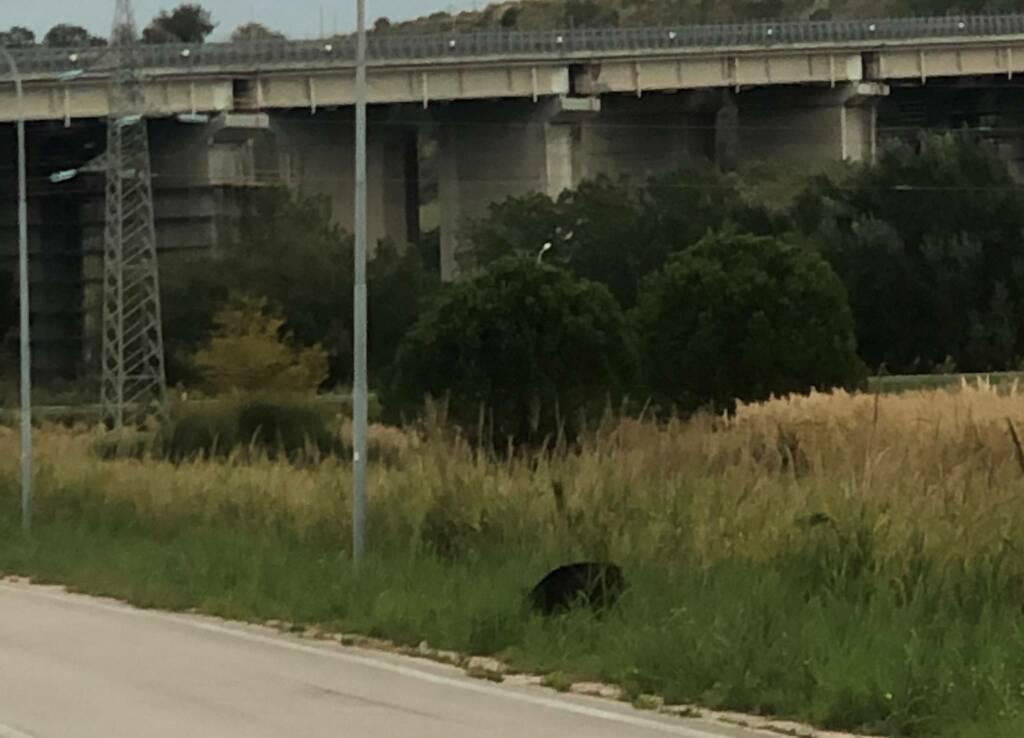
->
<box><xmin>378</xmin><ymin>0</ymin><xmax>1021</xmax><ymax>33</ymax></box>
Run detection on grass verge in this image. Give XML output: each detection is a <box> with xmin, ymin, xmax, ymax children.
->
<box><xmin>4</xmin><ymin>382</ymin><xmax>1024</xmax><ymax>737</ymax></box>
<box><xmin>2</xmin><ymin>507</ymin><xmax>1023</xmax><ymax>738</ymax></box>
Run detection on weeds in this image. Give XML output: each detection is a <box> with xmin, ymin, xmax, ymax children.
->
<box><xmin>3</xmin><ymin>380</ymin><xmax>1024</xmax><ymax>735</ymax></box>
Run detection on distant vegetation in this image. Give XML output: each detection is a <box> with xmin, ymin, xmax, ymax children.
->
<box><xmin>141</xmin><ymin>3</ymin><xmax>215</xmax><ymax>44</ymax></box>
<box><xmin>376</xmin><ymin>0</ymin><xmax>1024</xmax><ymax>34</ymax></box>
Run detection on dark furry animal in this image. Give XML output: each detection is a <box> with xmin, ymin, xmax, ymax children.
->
<box><xmin>529</xmin><ymin>562</ymin><xmax>625</xmax><ymax>616</ymax></box>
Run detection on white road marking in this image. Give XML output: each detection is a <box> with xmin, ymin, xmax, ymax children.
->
<box><xmin>0</xmin><ymin>582</ymin><xmax>726</xmax><ymax>738</ymax></box>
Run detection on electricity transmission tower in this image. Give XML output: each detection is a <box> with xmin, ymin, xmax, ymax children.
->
<box><xmin>101</xmin><ymin>0</ymin><xmax>167</xmax><ymax>428</ymax></box>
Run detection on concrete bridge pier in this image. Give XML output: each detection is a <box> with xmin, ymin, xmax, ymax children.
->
<box><xmin>726</xmin><ymin>82</ymin><xmax>890</xmax><ymax>165</ymax></box>
<box><xmin>435</xmin><ymin>92</ymin><xmax>721</xmax><ymax>280</ymax></box>
<box><xmin>434</xmin><ymin>97</ymin><xmax>597</xmax><ymax>280</ymax></box>
<box><xmin>0</xmin><ymin>121</ymin><xmax>105</xmax><ymax>383</ymax></box>
<box><xmin>269</xmin><ymin>109</ymin><xmax>417</xmax><ymax>251</ymax></box>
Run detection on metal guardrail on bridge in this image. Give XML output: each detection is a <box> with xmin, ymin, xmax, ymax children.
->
<box><xmin>6</xmin><ymin>14</ymin><xmax>1024</xmax><ymax>75</ymax></box>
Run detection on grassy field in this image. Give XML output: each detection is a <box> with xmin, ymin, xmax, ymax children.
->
<box><xmin>4</xmin><ymin>381</ymin><xmax>1024</xmax><ymax>736</ymax></box>
<box><xmin>868</xmin><ymin>371</ymin><xmax>1024</xmax><ymax>395</ymax></box>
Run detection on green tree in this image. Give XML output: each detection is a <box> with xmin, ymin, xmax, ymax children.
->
<box><xmin>0</xmin><ymin>27</ymin><xmax>36</xmax><ymax>47</ymax></box>
<box><xmin>43</xmin><ymin>24</ymin><xmax>107</xmax><ymax>47</ymax></box>
<box><xmin>194</xmin><ymin>295</ymin><xmax>328</xmax><ymax>396</ymax></box>
<box><xmin>794</xmin><ymin>132</ymin><xmax>1024</xmax><ymax>373</ymax></box>
<box><xmin>633</xmin><ymin>231</ymin><xmax>864</xmax><ymax>413</ymax></box>
<box><xmin>229</xmin><ymin>22</ymin><xmax>285</xmax><ymax>42</ymax></box>
<box><xmin>143</xmin><ymin>4</ymin><xmax>216</xmax><ymax>44</ymax></box>
<box><xmin>467</xmin><ymin>163</ymin><xmax>781</xmax><ymax>310</ymax></box>
<box><xmin>161</xmin><ymin>190</ymin><xmax>436</xmax><ymax>389</ymax></box>
<box><xmin>499</xmin><ymin>6</ymin><xmax>521</xmax><ymax>27</ymax></box>
<box><xmin>388</xmin><ymin>257</ymin><xmax>638</xmax><ymax>444</ymax></box>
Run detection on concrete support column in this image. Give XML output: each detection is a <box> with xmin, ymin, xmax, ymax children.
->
<box><xmin>436</xmin><ymin>92</ymin><xmax>726</xmax><ymax>280</ymax></box>
<box><xmin>270</xmin><ymin>110</ymin><xmax>414</xmax><ymax>252</ymax></box>
<box><xmin>0</xmin><ymin>122</ymin><xmax>100</xmax><ymax>383</ymax></box>
<box><xmin>436</xmin><ymin>98</ymin><xmax>598</xmax><ymax>280</ymax></box>
<box><xmin>730</xmin><ymin>82</ymin><xmax>889</xmax><ymax>165</ymax></box>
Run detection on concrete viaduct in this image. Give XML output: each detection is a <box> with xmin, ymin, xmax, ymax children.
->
<box><xmin>4</xmin><ymin>14</ymin><xmax>1024</xmax><ymax>379</ymax></box>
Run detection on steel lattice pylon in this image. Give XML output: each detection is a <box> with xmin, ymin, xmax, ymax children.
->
<box><xmin>100</xmin><ymin>0</ymin><xmax>167</xmax><ymax>428</ymax></box>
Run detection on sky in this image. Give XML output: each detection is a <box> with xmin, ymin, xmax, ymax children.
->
<box><xmin>2</xmin><ymin>0</ymin><xmax>487</xmax><ymax>41</ymax></box>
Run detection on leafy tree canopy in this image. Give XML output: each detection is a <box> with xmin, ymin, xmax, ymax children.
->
<box><xmin>161</xmin><ymin>189</ymin><xmax>436</xmax><ymax>390</ymax></box>
<box><xmin>466</xmin><ymin>162</ymin><xmax>782</xmax><ymax>310</ymax></box>
<box><xmin>143</xmin><ymin>4</ymin><xmax>216</xmax><ymax>44</ymax></box>
<box><xmin>43</xmin><ymin>24</ymin><xmax>107</xmax><ymax>47</ymax></box>
<box><xmin>0</xmin><ymin>26</ymin><xmax>36</xmax><ymax>48</ymax></box>
<box><xmin>229</xmin><ymin>22</ymin><xmax>286</xmax><ymax>43</ymax></box>
<box><xmin>388</xmin><ymin>257</ymin><xmax>638</xmax><ymax>444</ymax></box>
<box><xmin>794</xmin><ymin>132</ymin><xmax>1024</xmax><ymax>373</ymax></box>
<box><xmin>633</xmin><ymin>231</ymin><xmax>865</xmax><ymax>413</ymax></box>
<box><xmin>194</xmin><ymin>295</ymin><xmax>328</xmax><ymax>396</ymax></box>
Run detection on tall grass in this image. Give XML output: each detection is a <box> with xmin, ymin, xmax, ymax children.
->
<box><xmin>3</xmin><ymin>380</ymin><xmax>1024</xmax><ymax>736</ymax></box>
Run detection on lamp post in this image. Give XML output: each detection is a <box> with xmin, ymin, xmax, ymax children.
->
<box><xmin>353</xmin><ymin>0</ymin><xmax>369</xmax><ymax>565</ymax></box>
<box><xmin>0</xmin><ymin>44</ymin><xmax>31</xmax><ymax>534</ymax></box>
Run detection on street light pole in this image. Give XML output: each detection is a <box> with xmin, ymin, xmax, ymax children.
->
<box><xmin>1</xmin><ymin>45</ymin><xmax>32</xmax><ymax>534</ymax></box>
<box><xmin>353</xmin><ymin>0</ymin><xmax>369</xmax><ymax>565</ymax></box>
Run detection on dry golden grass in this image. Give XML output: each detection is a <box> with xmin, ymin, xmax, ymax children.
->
<box><xmin>4</xmin><ymin>379</ymin><xmax>1024</xmax><ymax>570</ymax></box>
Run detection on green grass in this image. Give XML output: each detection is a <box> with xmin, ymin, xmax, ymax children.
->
<box><xmin>2</xmin><ymin>472</ymin><xmax>1024</xmax><ymax>738</ymax></box>
<box><xmin>868</xmin><ymin>371</ymin><xmax>1024</xmax><ymax>395</ymax></box>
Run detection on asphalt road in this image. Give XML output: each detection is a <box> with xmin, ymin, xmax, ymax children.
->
<box><xmin>0</xmin><ymin>582</ymin><xmax>763</xmax><ymax>738</ymax></box>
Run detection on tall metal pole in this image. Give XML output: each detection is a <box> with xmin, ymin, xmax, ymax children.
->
<box><xmin>353</xmin><ymin>0</ymin><xmax>369</xmax><ymax>564</ymax></box>
<box><xmin>1</xmin><ymin>46</ymin><xmax>32</xmax><ymax>534</ymax></box>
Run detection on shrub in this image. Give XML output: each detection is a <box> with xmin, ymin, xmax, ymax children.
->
<box><xmin>162</xmin><ymin>401</ymin><xmax>239</xmax><ymax>461</ymax></box>
<box><xmin>193</xmin><ymin>295</ymin><xmax>328</xmax><ymax>396</ymax></box>
<box><xmin>235</xmin><ymin>399</ymin><xmax>335</xmax><ymax>460</ymax></box>
<box><xmin>633</xmin><ymin>231</ymin><xmax>865</xmax><ymax>413</ymax></box>
<box><xmin>161</xmin><ymin>397</ymin><xmax>335</xmax><ymax>462</ymax></box>
<box><xmin>387</xmin><ymin>257</ymin><xmax>638</xmax><ymax>445</ymax></box>
<box><xmin>89</xmin><ymin>428</ymin><xmax>159</xmax><ymax>461</ymax></box>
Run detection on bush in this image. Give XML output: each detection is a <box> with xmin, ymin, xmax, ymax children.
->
<box><xmin>794</xmin><ymin>132</ymin><xmax>1024</xmax><ymax>373</ymax></box>
<box><xmin>161</xmin><ymin>398</ymin><xmax>335</xmax><ymax>462</ymax></box>
<box><xmin>193</xmin><ymin>295</ymin><xmax>328</xmax><ymax>396</ymax></box>
<box><xmin>236</xmin><ymin>399</ymin><xmax>334</xmax><ymax>459</ymax></box>
<box><xmin>633</xmin><ymin>231</ymin><xmax>865</xmax><ymax>413</ymax></box>
<box><xmin>387</xmin><ymin>257</ymin><xmax>638</xmax><ymax>445</ymax></box>
<box><xmin>162</xmin><ymin>401</ymin><xmax>240</xmax><ymax>461</ymax></box>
